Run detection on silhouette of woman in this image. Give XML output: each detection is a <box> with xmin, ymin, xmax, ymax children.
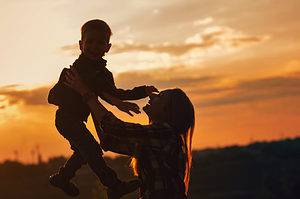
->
<box><xmin>64</xmin><ymin>66</ymin><xmax>195</xmax><ymax>199</ymax></box>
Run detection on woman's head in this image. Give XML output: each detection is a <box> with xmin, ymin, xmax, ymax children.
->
<box><xmin>143</xmin><ymin>88</ymin><xmax>195</xmax><ymax>193</ymax></box>
<box><xmin>143</xmin><ymin>88</ymin><xmax>194</xmax><ymax>133</ymax></box>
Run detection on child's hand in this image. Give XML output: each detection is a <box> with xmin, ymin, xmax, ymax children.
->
<box><xmin>145</xmin><ymin>86</ymin><xmax>159</xmax><ymax>96</ymax></box>
<box><xmin>116</xmin><ymin>101</ymin><xmax>141</xmax><ymax>116</ymax></box>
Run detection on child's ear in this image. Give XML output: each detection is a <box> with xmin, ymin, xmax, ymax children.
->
<box><xmin>105</xmin><ymin>43</ymin><xmax>112</xmax><ymax>53</ymax></box>
<box><xmin>79</xmin><ymin>40</ymin><xmax>83</xmax><ymax>51</ymax></box>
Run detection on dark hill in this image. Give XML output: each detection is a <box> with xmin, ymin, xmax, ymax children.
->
<box><xmin>0</xmin><ymin>138</ymin><xmax>299</xmax><ymax>199</ymax></box>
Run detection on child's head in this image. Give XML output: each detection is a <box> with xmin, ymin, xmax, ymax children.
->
<box><xmin>79</xmin><ymin>19</ymin><xmax>112</xmax><ymax>60</ymax></box>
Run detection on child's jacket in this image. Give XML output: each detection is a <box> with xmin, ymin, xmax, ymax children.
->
<box><xmin>48</xmin><ymin>54</ymin><xmax>148</xmax><ymax>121</ymax></box>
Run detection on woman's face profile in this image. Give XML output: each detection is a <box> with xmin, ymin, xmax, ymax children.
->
<box><xmin>143</xmin><ymin>90</ymin><xmax>171</xmax><ymax>122</ymax></box>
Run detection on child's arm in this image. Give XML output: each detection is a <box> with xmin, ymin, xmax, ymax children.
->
<box><xmin>111</xmin><ymin>85</ymin><xmax>159</xmax><ymax>100</ymax></box>
<box><xmin>64</xmin><ymin>67</ymin><xmax>174</xmax><ymax>157</ymax></box>
<box><xmin>101</xmin><ymin>92</ymin><xmax>141</xmax><ymax>116</ymax></box>
<box><xmin>99</xmin><ymin>69</ymin><xmax>158</xmax><ymax>100</ymax></box>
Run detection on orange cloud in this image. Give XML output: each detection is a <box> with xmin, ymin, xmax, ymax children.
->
<box><xmin>230</xmin><ymin>36</ymin><xmax>268</xmax><ymax>47</ymax></box>
<box><xmin>1</xmin><ymin>69</ymin><xmax>300</xmax><ymax>163</ymax></box>
<box><xmin>113</xmin><ymin>67</ymin><xmax>300</xmax><ymax>108</ymax></box>
<box><xmin>1</xmin><ymin>68</ymin><xmax>299</xmax><ymax>111</ymax></box>
<box><xmin>0</xmin><ymin>85</ymin><xmax>49</xmax><ymax>106</ymax></box>
<box><xmin>60</xmin><ymin>27</ymin><xmax>267</xmax><ymax>56</ymax></box>
<box><xmin>199</xmin><ymin>74</ymin><xmax>300</xmax><ymax>107</ymax></box>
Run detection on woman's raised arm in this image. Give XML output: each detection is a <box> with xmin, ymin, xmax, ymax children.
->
<box><xmin>64</xmin><ymin>67</ymin><xmax>175</xmax><ymax>154</ymax></box>
<box><xmin>64</xmin><ymin>66</ymin><xmax>110</xmax><ymax>122</ymax></box>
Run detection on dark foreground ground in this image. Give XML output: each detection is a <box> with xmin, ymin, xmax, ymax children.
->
<box><xmin>0</xmin><ymin>138</ymin><xmax>299</xmax><ymax>199</ymax></box>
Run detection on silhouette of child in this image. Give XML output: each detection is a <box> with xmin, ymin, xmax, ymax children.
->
<box><xmin>48</xmin><ymin>19</ymin><xmax>157</xmax><ymax>198</ymax></box>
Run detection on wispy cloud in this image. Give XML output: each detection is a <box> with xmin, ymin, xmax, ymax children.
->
<box><xmin>200</xmin><ymin>74</ymin><xmax>300</xmax><ymax>107</ymax></box>
<box><xmin>1</xmin><ymin>68</ymin><xmax>299</xmax><ymax>112</ymax></box>
<box><xmin>230</xmin><ymin>36</ymin><xmax>269</xmax><ymax>47</ymax></box>
<box><xmin>114</xmin><ymin>68</ymin><xmax>300</xmax><ymax>108</ymax></box>
<box><xmin>116</xmin><ymin>70</ymin><xmax>217</xmax><ymax>89</ymax></box>
<box><xmin>0</xmin><ymin>85</ymin><xmax>49</xmax><ymax>106</ymax></box>
<box><xmin>61</xmin><ymin>26</ymin><xmax>267</xmax><ymax>56</ymax></box>
<box><xmin>193</xmin><ymin>17</ymin><xmax>214</xmax><ymax>26</ymax></box>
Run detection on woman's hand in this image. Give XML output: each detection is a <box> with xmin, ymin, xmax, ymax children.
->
<box><xmin>64</xmin><ymin>65</ymin><xmax>92</xmax><ymax>96</ymax></box>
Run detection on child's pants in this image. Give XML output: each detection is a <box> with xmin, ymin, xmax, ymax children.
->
<box><xmin>54</xmin><ymin>108</ymin><xmax>120</xmax><ymax>187</ymax></box>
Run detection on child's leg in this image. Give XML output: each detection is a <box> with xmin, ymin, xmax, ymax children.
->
<box><xmin>49</xmin><ymin>151</ymin><xmax>83</xmax><ymax>196</ymax></box>
<box><xmin>53</xmin><ymin>109</ymin><xmax>87</xmax><ymax>181</ymax></box>
<box><xmin>55</xmin><ymin>109</ymin><xmax>120</xmax><ymax>187</ymax></box>
<box><xmin>67</xmin><ymin>122</ymin><xmax>121</xmax><ymax>187</ymax></box>
<box><xmin>68</xmin><ymin>123</ymin><xmax>141</xmax><ymax>199</ymax></box>
<box><xmin>57</xmin><ymin>150</ymin><xmax>86</xmax><ymax>180</ymax></box>
<box><xmin>54</xmin><ymin>109</ymin><xmax>140</xmax><ymax>197</ymax></box>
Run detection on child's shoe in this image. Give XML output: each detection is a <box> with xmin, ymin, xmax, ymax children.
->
<box><xmin>49</xmin><ymin>173</ymin><xmax>80</xmax><ymax>197</ymax></box>
<box><xmin>107</xmin><ymin>179</ymin><xmax>141</xmax><ymax>199</ymax></box>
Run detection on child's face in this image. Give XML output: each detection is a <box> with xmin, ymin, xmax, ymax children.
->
<box><xmin>79</xmin><ymin>30</ymin><xmax>111</xmax><ymax>60</ymax></box>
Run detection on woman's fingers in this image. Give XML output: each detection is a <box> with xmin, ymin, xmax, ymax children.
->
<box><xmin>70</xmin><ymin>65</ymin><xmax>81</xmax><ymax>79</ymax></box>
<box><xmin>65</xmin><ymin>72</ymin><xmax>72</xmax><ymax>83</ymax></box>
<box><xmin>64</xmin><ymin>74</ymin><xmax>76</xmax><ymax>90</ymax></box>
<box><xmin>65</xmin><ymin>71</ymin><xmax>75</xmax><ymax>83</ymax></box>
<box><xmin>65</xmin><ymin>69</ymin><xmax>78</xmax><ymax>89</ymax></box>
<box><xmin>62</xmin><ymin>81</ymin><xmax>72</xmax><ymax>88</ymax></box>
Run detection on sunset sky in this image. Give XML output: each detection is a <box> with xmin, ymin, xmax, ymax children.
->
<box><xmin>0</xmin><ymin>0</ymin><xmax>300</xmax><ymax>163</ymax></box>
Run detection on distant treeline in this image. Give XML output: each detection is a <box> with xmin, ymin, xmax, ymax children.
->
<box><xmin>0</xmin><ymin>138</ymin><xmax>299</xmax><ymax>199</ymax></box>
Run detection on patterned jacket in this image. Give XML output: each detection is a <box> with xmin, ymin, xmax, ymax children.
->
<box><xmin>97</xmin><ymin>112</ymin><xmax>187</xmax><ymax>199</ymax></box>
